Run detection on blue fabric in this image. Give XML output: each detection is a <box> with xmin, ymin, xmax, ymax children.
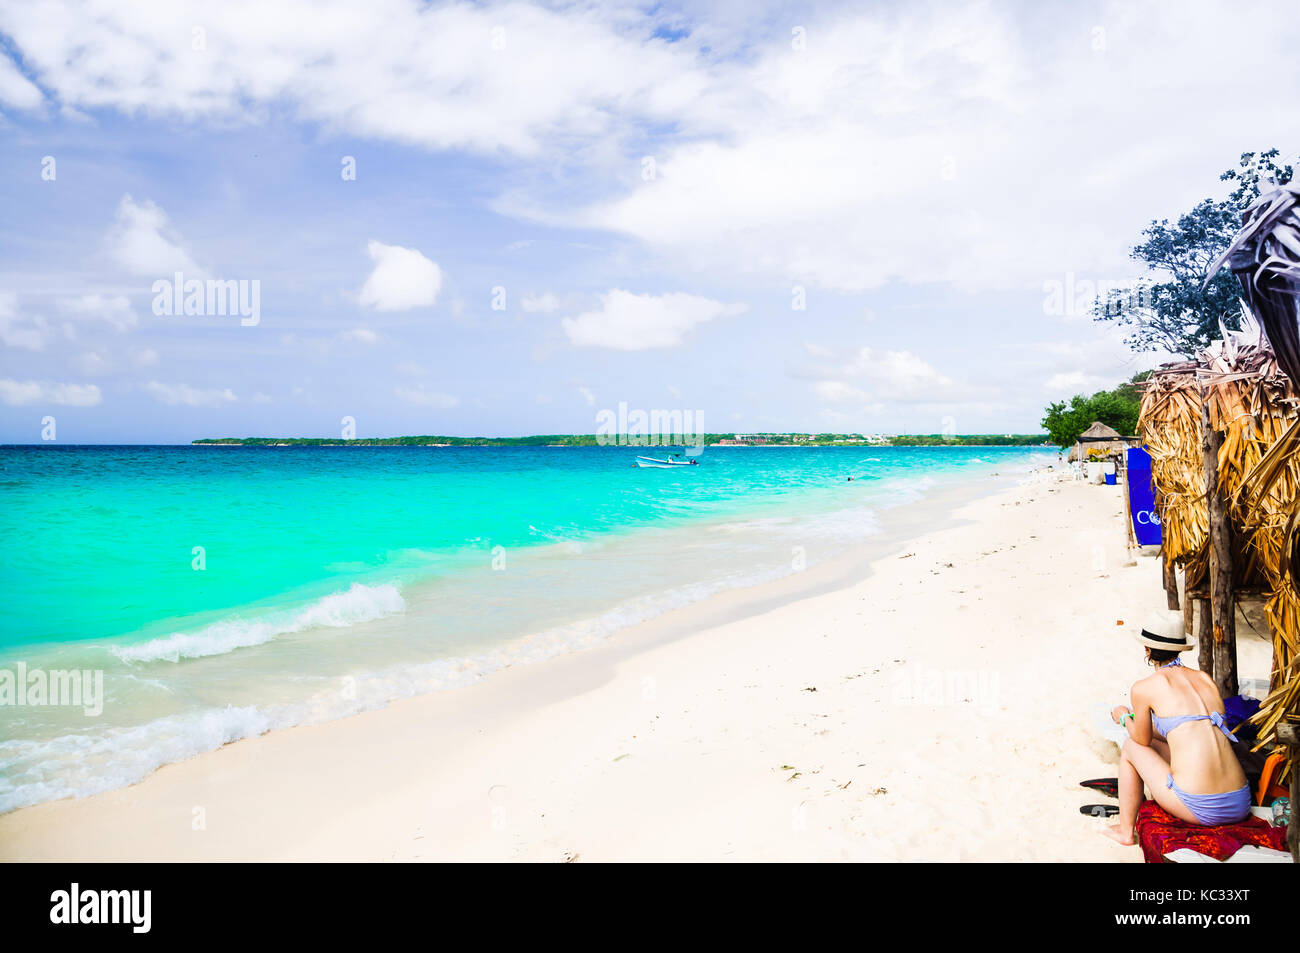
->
<box><xmin>1223</xmin><ymin>695</ymin><xmax>1261</xmax><ymax>742</ymax></box>
<box><xmin>1166</xmin><ymin>774</ymin><xmax>1252</xmax><ymax>826</ymax></box>
<box><xmin>1127</xmin><ymin>447</ymin><xmax>1162</xmax><ymax>545</ymax></box>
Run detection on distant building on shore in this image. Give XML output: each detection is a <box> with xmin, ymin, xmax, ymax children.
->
<box><xmin>723</xmin><ymin>433</ymin><xmax>816</xmax><ymax>445</ymax></box>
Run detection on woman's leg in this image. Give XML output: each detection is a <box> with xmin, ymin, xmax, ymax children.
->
<box><xmin>1102</xmin><ymin>738</ymin><xmax>1149</xmax><ymax>845</ymax></box>
<box><xmin>1102</xmin><ymin>738</ymin><xmax>1199</xmax><ymax>844</ymax></box>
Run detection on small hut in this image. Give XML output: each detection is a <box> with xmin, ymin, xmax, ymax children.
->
<box><xmin>1068</xmin><ymin>420</ymin><xmax>1134</xmax><ymax>463</ymax></box>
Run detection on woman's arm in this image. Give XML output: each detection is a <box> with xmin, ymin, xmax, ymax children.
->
<box><xmin>1125</xmin><ymin>681</ymin><xmax>1153</xmax><ymax>745</ymax></box>
<box><xmin>1112</xmin><ymin>681</ymin><xmax>1154</xmax><ymax>745</ymax></box>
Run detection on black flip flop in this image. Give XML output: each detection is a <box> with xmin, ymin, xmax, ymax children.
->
<box><xmin>1080</xmin><ymin>804</ymin><xmax>1119</xmax><ymax>817</ymax></box>
<box><xmin>1080</xmin><ymin>777</ymin><xmax>1119</xmax><ymax>799</ymax></box>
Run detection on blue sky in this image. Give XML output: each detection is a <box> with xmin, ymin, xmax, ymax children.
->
<box><xmin>1</xmin><ymin>0</ymin><xmax>1297</xmax><ymax>443</ymax></box>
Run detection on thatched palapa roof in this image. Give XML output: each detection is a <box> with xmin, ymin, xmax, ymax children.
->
<box><xmin>1068</xmin><ymin>420</ymin><xmax>1135</xmax><ymax>462</ymax></box>
<box><xmin>1079</xmin><ymin>421</ymin><xmax>1123</xmax><ymax>440</ymax></box>
<box><xmin>1140</xmin><ymin>183</ymin><xmax>1300</xmax><ymax>759</ymax></box>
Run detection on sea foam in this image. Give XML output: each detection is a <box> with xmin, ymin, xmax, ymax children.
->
<box><xmin>110</xmin><ymin>582</ymin><xmax>405</xmax><ymax>664</ymax></box>
<box><xmin>0</xmin><ymin>705</ymin><xmax>275</xmax><ymax>814</ymax></box>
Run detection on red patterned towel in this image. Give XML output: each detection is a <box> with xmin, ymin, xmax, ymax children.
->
<box><xmin>1135</xmin><ymin>800</ymin><xmax>1289</xmax><ymax>863</ymax></box>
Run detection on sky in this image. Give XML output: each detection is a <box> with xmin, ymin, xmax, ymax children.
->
<box><xmin>0</xmin><ymin>0</ymin><xmax>1297</xmax><ymax>443</ymax></box>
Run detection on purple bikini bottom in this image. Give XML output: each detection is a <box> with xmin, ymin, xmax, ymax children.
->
<box><xmin>1166</xmin><ymin>774</ymin><xmax>1251</xmax><ymax>825</ymax></box>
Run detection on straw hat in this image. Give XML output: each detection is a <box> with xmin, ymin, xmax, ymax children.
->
<box><xmin>1133</xmin><ymin>610</ymin><xmax>1195</xmax><ymax>652</ymax></box>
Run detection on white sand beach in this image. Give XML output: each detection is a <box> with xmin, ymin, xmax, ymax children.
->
<box><xmin>0</xmin><ymin>472</ymin><xmax>1272</xmax><ymax>862</ymax></box>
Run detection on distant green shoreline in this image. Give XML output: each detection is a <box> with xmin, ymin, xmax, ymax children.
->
<box><xmin>192</xmin><ymin>433</ymin><xmax>1051</xmax><ymax>448</ymax></box>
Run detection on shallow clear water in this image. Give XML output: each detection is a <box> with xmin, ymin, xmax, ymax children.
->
<box><xmin>0</xmin><ymin>444</ymin><xmax>1052</xmax><ymax>811</ymax></box>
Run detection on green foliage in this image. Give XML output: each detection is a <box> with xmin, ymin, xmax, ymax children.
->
<box><xmin>1094</xmin><ymin>149</ymin><xmax>1295</xmax><ymax>356</ymax></box>
<box><xmin>1041</xmin><ymin>372</ymin><xmax>1149</xmax><ymax>447</ymax></box>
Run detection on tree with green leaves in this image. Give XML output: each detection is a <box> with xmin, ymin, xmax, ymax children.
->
<box><xmin>1093</xmin><ymin>149</ymin><xmax>1295</xmax><ymax>357</ymax></box>
<box><xmin>1041</xmin><ymin>372</ymin><xmax>1150</xmax><ymax>447</ymax></box>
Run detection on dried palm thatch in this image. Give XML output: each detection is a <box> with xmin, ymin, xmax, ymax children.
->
<box><xmin>1203</xmin><ymin>182</ymin><xmax>1300</xmax><ymax>759</ymax></box>
<box><xmin>1206</xmin><ymin>330</ymin><xmax>1300</xmax><ymax>708</ymax></box>
<box><xmin>1138</xmin><ymin>310</ymin><xmax>1300</xmax><ymax>760</ymax></box>
<box><xmin>1137</xmin><ymin>369</ymin><xmax>1209</xmax><ymax>581</ymax></box>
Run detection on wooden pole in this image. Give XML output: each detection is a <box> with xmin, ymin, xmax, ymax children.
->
<box><xmin>1122</xmin><ymin>450</ymin><xmax>1137</xmax><ymax>557</ymax></box>
<box><xmin>1196</xmin><ymin>597</ymin><xmax>1214</xmax><ymax>674</ymax></box>
<box><xmin>1152</xmin><ymin>484</ymin><xmax>1179</xmax><ymax>610</ymax></box>
<box><xmin>1117</xmin><ymin>449</ymin><xmax>1140</xmax><ymax>569</ymax></box>
<box><xmin>1182</xmin><ymin>569</ymin><xmax>1194</xmax><ymax>635</ymax></box>
<box><xmin>1162</xmin><ymin>549</ymin><xmax>1179</xmax><ymax>610</ymax></box>
<box><xmin>1201</xmin><ymin>403</ymin><xmax>1238</xmax><ymax>697</ymax></box>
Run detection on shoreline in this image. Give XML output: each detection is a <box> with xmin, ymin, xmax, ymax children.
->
<box><xmin>1</xmin><ymin>455</ymin><xmax>1040</xmax><ymax>816</ymax></box>
<box><xmin>0</xmin><ymin>470</ymin><xmax>1272</xmax><ymax>861</ymax></box>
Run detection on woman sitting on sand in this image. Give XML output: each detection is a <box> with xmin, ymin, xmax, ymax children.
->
<box><xmin>1103</xmin><ymin>611</ymin><xmax>1250</xmax><ymax>845</ymax></box>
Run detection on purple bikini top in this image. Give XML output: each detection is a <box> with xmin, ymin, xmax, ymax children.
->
<box><xmin>1150</xmin><ymin>660</ymin><xmax>1239</xmax><ymax>742</ymax></box>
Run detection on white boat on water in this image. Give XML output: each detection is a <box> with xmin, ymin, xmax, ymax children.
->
<box><xmin>635</xmin><ymin>455</ymin><xmax>698</xmax><ymax>468</ymax></box>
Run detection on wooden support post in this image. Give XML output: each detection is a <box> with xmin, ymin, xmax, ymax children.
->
<box><xmin>1196</xmin><ymin>597</ymin><xmax>1213</xmax><ymax>674</ymax></box>
<box><xmin>1122</xmin><ymin>451</ymin><xmax>1138</xmax><ymax>561</ymax></box>
<box><xmin>1182</xmin><ymin>571</ymin><xmax>1194</xmax><ymax>635</ymax></box>
<box><xmin>1153</xmin><ymin>488</ymin><xmax>1179</xmax><ymax>610</ymax></box>
<box><xmin>1201</xmin><ymin>404</ymin><xmax>1238</xmax><ymax>697</ymax></box>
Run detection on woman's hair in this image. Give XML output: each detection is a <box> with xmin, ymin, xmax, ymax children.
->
<box><xmin>1147</xmin><ymin>647</ymin><xmax>1180</xmax><ymax>665</ymax></box>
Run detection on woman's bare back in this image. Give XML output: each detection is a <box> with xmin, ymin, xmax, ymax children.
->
<box><xmin>1137</xmin><ymin>665</ymin><xmax>1246</xmax><ymax>795</ymax></box>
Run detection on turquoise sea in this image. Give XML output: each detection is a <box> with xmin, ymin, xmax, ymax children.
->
<box><xmin>0</xmin><ymin>444</ymin><xmax>1052</xmax><ymax>812</ymax></box>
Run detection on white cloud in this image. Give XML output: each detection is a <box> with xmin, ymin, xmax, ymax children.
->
<box><xmin>0</xmin><ymin>52</ymin><xmax>42</xmax><ymax>110</ymax></box>
<box><xmin>814</xmin><ymin>380</ymin><xmax>870</xmax><ymax>404</ymax></box>
<box><xmin>802</xmin><ymin>346</ymin><xmax>964</xmax><ymax>406</ymax></box>
<box><xmin>1026</xmin><ymin>329</ymin><xmax>1157</xmax><ymax>398</ymax></box>
<box><xmin>859</xmin><ymin>349</ymin><xmax>960</xmax><ymax>400</ymax></box>
<box><xmin>0</xmin><ymin>293</ymin><xmax>51</xmax><ymax>351</ymax></box>
<box><xmin>562</xmin><ymin>290</ymin><xmax>746</xmax><ymax>350</ymax></box>
<box><xmin>5</xmin><ymin>1</ymin><xmax>1293</xmax><ymax>299</ymax></box>
<box><xmin>2</xmin><ymin>293</ymin><xmax>140</xmax><ymax>353</ymax></box>
<box><xmin>521</xmin><ymin>292</ymin><xmax>561</xmax><ymax>314</ymax></box>
<box><xmin>105</xmin><ymin>195</ymin><xmax>204</xmax><ymax>277</ymax></box>
<box><xmin>394</xmin><ymin>384</ymin><xmax>459</xmax><ymax>409</ymax></box>
<box><xmin>577</xmin><ymin>386</ymin><xmax>595</xmax><ymax>406</ymax></box>
<box><xmin>0</xmin><ymin>378</ymin><xmax>101</xmax><ymax>406</ymax></box>
<box><xmin>0</xmin><ymin>1</ymin><xmax>709</xmax><ymax>156</ymax></box>
<box><xmin>75</xmin><ymin>352</ymin><xmax>110</xmax><ymax>376</ymax></box>
<box><xmin>1045</xmin><ymin>371</ymin><xmax>1114</xmax><ymax>394</ymax></box>
<box><xmin>57</xmin><ymin>293</ymin><xmax>138</xmax><ymax>331</ymax></box>
<box><xmin>133</xmin><ymin>348</ymin><xmax>159</xmax><ymax>366</ymax></box>
<box><xmin>521</xmin><ymin>2</ymin><xmax>1298</xmax><ymax>293</ymax></box>
<box><xmin>342</xmin><ymin>328</ymin><xmax>378</xmax><ymax>344</ymax></box>
<box><xmin>0</xmin><ymin>1</ymin><xmax>1294</xmax><ymax>440</ymax></box>
<box><xmin>359</xmin><ymin>241</ymin><xmax>442</xmax><ymax>312</ymax></box>
<box><xmin>145</xmin><ymin>381</ymin><xmax>236</xmax><ymax>407</ymax></box>
<box><xmin>821</xmin><ymin>404</ymin><xmax>886</xmax><ymax>425</ymax></box>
